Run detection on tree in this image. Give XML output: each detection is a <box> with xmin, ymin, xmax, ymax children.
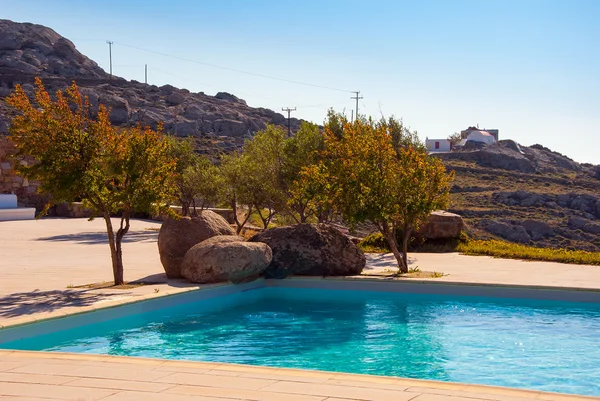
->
<box><xmin>306</xmin><ymin>117</ymin><xmax>453</xmax><ymax>273</ymax></box>
<box><xmin>283</xmin><ymin>121</ymin><xmax>324</xmax><ymax>222</ymax></box>
<box><xmin>239</xmin><ymin>124</ymin><xmax>288</xmax><ymax>229</ymax></box>
<box><xmin>182</xmin><ymin>155</ymin><xmax>222</xmax><ymax>213</ymax></box>
<box><xmin>7</xmin><ymin>78</ymin><xmax>176</xmax><ymax>285</ymax></box>
<box><xmin>166</xmin><ymin>136</ymin><xmax>198</xmax><ymax>216</ymax></box>
<box><xmin>166</xmin><ymin>136</ymin><xmax>221</xmax><ymax>216</ymax></box>
<box><xmin>447</xmin><ymin>132</ymin><xmax>462</xmax><ymax>147</ymax></box>
<box><xmin>219</xmin><ymin>151</ymin><xmax>255</xmax><ymax>233</ymax></box>
<box><xmin>378</xmin><ymin>116</ymin><xmax>427</xmax><ymax>155</ymax></box>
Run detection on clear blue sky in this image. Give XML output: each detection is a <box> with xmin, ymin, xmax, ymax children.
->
<box><xmin>3</xmin><ymin>0</ymin><xmax>599</xmax><ymax>163</ymax></box>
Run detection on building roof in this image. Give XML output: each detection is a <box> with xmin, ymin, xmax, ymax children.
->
<box><xmin>468</xmin><ymin>130</ymin><xmax>494</xmax><ymax>137</ymax></box>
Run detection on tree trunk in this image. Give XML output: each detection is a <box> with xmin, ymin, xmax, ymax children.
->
<box><xmin>180</xmin><ymin>198</ymin><xmax>190</xmax><ymax>217</ymax></box>
<box><xmin>103</xmin><ymin>213</ymin><xmax>125</xmax><ymax>286</ymax></box>
<box><xmin>255</xmin><ymin>205</ymin><xmax>269</xmax><ymax>229</ymax></box>
<box><xmin>380</xmin><ymin>221</ymin><xmax>408</xmax><ymax>274</ymax></box>
<box><xmin>231</xmin><ymin>199</ymin><xmax>252</xmax><ymax>234</ymax></box>
<box><xmin>113</xmin><ymin>212</ymin><xmax>131</xmax><ymax>286</ymax></box>
<box><xmin>400</xmin><ymin>225</ymin><xmax>412</xmax><ymax>271</ymax></box>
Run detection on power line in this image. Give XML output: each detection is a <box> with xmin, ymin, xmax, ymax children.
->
<box><xmin>351</xmin><ymin>91</ymin><xmax>363</xmax><ymax>120</ymax></box>
<box><xmin>282</xmin><ymin>107</ymin><xmax>296</xmax><ymax>136</ymax></box>
<box><xmin>112</xmin><ymin>41</ymin><xmax>353</xmax><ymax>93</ymax></box>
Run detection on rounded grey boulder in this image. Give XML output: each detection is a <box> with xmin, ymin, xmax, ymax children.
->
<box><xmin>249</xmin><ymin>224</ymin><xmax>366</xmax><ymax>279</ymax></box>
<box><xmin>181</xmin><ymin>237</ymin><xmax>272</xmax><ymax>284</ymax></box>
<box><xmin>157</xmin><ymin>211</ymin><xmax>236</xmax><ymax>279</ymax></box>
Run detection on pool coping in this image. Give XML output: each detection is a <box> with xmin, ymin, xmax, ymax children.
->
<box><xmin>3</xmin><ymin>275</ymin><xmax>600</xmax><ymax>330</ymax></box>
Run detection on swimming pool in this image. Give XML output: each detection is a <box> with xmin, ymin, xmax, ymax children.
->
<box><xmin>1</xmin><ymin>280</ymin><xmax>600</xmax><ymax>396</ymax></box>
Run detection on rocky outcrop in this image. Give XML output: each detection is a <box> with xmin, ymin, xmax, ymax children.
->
<box><xmin>439</xmin><ymin>141</ymin><xmax>584</xmax><ymax>174</ymax></box>
<box><xmin>520</xmin><ymin>220</ymin><xmax>555</xmax><ymax>241</ymax></box>
<box><xmin>417</xmin><ymin>211</ymin><xmax>464</xmax><ymax>239</ymax></box>
<box><xmin>439</xmin><ymin>143</ymin><xmax>536</xmax><ymax>173</ymax></box>
<box><xmin>250</xmin><ymin>224</ymin><xmax>366</xmax><ymax>279</ymax></box>
<box><xmin>181</xmin><ymin>236</ymin><xmax>272</xmax><ymax>284</ymax></box>
<box><xmin>568</xmin><ymin>216</ymin><xmax>600</xmax><ymax>235</ymax></box>
<box><xmin>480</xmin><ymin>220</ymin><xmax>531</xmax><ymax>243</ymax></box>
<box><xmin>0</xmin><ymin>19</ymin><xmax>107</xmax><ymax>79</ymax></box>
<box><xmin>493</xmin><ymin>191</ymin><xmax>600</xmax><ymax>219</ymax></box>
<box><xmin>157</xmin><ymin>212</ymin><xmax>235</xmax><ymax>278</ymax></box>
<box><xmin>0</xmin><ymin>19</ymin><xmax>302</xmax><ymax>147</ymax></box>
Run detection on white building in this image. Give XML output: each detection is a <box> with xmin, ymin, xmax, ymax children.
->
<box><xmin>460</xmin><ymin>130</ymin><xmax>496</xmax><ymax>146</ymax></box>
<box><xmin>425</xmin><ymin>138</ymin><xmax>452</xmax><ymax>153</ymax></box>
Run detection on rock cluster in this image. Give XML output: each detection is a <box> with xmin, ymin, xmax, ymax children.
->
<box><xmin>158</xmin><ymin>217</ymin><xmax>367</xmax><ymax>284</ymax></box>
<box><xmin>493</xmin><ymin>191</ymin><xmax>600</xmax><ymax>219</ymax></box>
<box><xmin>479</xmin><ymin>219</ymin><xmax>552</xmax><ymax>243</ymax></box>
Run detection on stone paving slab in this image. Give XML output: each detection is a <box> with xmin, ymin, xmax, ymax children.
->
<box><xmin>0</xmin><ymin>351</ymin><xmax>597</xmax><ymax>401</ymax></box>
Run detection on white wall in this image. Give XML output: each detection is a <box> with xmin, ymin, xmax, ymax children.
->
<box><xmin>426</xmin><ymin>139</ymin><xmax>451</xmax><ymax>152</ymax></box>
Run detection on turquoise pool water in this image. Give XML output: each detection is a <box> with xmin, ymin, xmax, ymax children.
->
<box><xmin>2</xmin><ymin>286</ymin><xmax>600</xmax><ymax>396</ymax></box>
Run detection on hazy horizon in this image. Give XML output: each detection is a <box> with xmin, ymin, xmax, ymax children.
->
<box><xmin>2</xmin><ymin>0</ymin><xmax>599</xmax><ymax>164</ymax></box>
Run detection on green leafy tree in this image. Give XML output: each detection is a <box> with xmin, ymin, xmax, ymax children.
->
<box><xmin>240</xmin><ymin>124</ymin><xmax>289</xmax><ymax>228</ymax></box>
<box><xmin>283</xmin><ymin>122</ymin><xmax>327</xmax><ymax>222</ymax></box>
<box><xmin>219</xmin><ymin>151</ymin><xmax>255</xmax><ymax>233</ymax></box>
<box><xmin>7</xmin><ymin>78</ymin><xmax>176</xmax><ymax>285</ymax></box>
<box><xmin>306</xmin><ymin>117</ymin><xmax>453</xmax><ymax>273</ymax></box>
<box><xmin>166</xmin><ymin>136</ymin><xmax>198</xmax><ymax>216</ymax></box>
<box><xmin>447</xmin><ymin>132</ymin><xmax>462</xmax><ymax>146</ymax></box>
<box><xmin>182</xmin><ymin>155</ymin><xmax>222</xmax><ymax>214</ymax></box>
<box><xmin>377</xmin><ymin>116</ymin><xmax>427</xmax><ymax>154</ymax></box>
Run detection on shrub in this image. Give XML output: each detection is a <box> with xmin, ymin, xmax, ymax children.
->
<box><xmin>457</xmin><ymin>240</ymin><xmax>600</xmax><ymax>266</ymax></box>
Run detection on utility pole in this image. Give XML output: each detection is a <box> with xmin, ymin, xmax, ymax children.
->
<box><xmin>145</xmin><ymin>64</ymin><xmax>147</xmax><ymax>84</ymax></box>
<box><xmin>351</xmin><ymin>91</ymin><xmax>363</xmax><ymax>121</ymax></box>
<box><xmin>106</xmin><ymin>40</ymin><xmax>113</xmax><ymax>79</ymax></box>
<box><xmin>282</xmin><ymin>107</ymin><xmax>296</xmax><ymax>136</ymax></box>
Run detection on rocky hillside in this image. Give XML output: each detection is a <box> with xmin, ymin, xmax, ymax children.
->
<box><xmin>0</xmin><ymin>19</ymin><xmax>301</xmax><ymax>154</ymax></box>
<box><xmin>439</xmin><ymin>141</ymin><xmax>600</xmax><ymax>251</ymax></box>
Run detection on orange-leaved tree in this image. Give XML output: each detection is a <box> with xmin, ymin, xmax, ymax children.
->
<box><xmin>7</xmin><ymin>78</ymin><xmax>177</xmax><ymax>285</ymax></box>
<box><xmin>306</xmin><ymin>116</ymin><xmax>453</xmax><ymax>273</ymax></box>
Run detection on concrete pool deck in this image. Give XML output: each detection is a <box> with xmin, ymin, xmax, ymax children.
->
<box><xmin>1</xmin><ymin>218</ymin><xmax>600</xmax><ymax>400</ymax></box>
<box><xmin>1</xmin><ymin>350</ymin><xmax>597</xmax><ymax>401</ymax></box>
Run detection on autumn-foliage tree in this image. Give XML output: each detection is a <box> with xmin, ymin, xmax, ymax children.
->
<box><xmin>7</xmin><ymin>78</ymin><xmax>176</xmax><ymax>285</ymax></box>
<box><xmin>306</xmin><ymin>115</ymin><xmax>453</xmax><ymax>273</ymax></box>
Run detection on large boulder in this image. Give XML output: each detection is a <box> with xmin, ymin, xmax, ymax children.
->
<box><xmin>181</xmin><ymin>236</ymin><xmax>272</xmax><ymax>284</ymax></box>
<box><xmin>417</xmin><ymin>210</ymin><xmax>464</xmax><ymax>239</ymax></box>
<box><xmin>157</xmin><ymin>211</ymin><xmax>236</xmax><ymax>278</ymax></box>
<box><xmin>249</xmin><ymin>224</ymin><xmax>366</xmax><ymax>279</ymax></box>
